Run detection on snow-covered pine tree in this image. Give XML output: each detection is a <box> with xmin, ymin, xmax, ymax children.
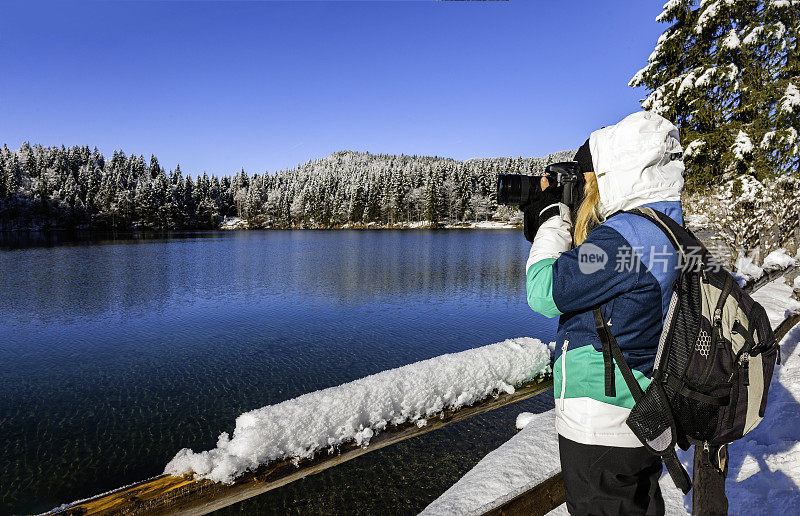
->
<box><xmin>631</xmin><ymin>0</ymin><xmax>799</xmax><ymax>186</ymax></box>
<box><xmin>424</xmin><ymin>168</ymin><xmax>441</xmax><ymax>227</ymax></box>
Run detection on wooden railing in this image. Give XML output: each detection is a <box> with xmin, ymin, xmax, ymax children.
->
<box><xmin>480</xmin><ymin>473</ymin><xmax>566</xmax><ymax>516</ymax></box>
<box><xmin>51</xmin><ymin>378</ymin><xmax>554</xmax><ymax>515</ymax></box>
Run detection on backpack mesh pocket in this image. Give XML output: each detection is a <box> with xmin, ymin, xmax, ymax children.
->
<box><xmin>669</xmin><ymin>383</ymin><xmax>730</xmax><ymax>442</ymax></box>
<box><xmin>627</xmin><ymin>382</ymin><xmax>677</xmax><ymax>454</ymax></box>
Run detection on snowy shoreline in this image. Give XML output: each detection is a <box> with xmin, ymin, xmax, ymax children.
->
<box><xmin>0</xmin><ymin>220</ymin><xmax>522</xmax><ymax>232</ymax></box>
<box><xmin>219</xmin><ymin>216</ymin><xmax>521</xmax><ymax>230</ymax></box>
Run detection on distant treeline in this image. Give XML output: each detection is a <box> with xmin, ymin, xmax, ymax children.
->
<box><xmin>0</xmin><ymin>144</ymin><xmax>574</xmax><ymax>231</ymax></box>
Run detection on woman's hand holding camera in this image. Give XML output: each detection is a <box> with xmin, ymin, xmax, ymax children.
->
<box><xmin>522</xmin><ymin>177</ymin><xmax>565</xmax><ymax>242</ymax></box>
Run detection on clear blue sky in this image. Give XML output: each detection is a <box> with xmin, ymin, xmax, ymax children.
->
<box><xmin>1</xmin><ymin>1</ymin><xmax>665</xmax><ymax>176</ymax></box>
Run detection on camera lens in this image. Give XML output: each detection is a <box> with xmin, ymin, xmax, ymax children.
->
<box><xmin>497</xmin><ymin>174</ymin><xmax>532</xmax><ymax>206</ymax></box>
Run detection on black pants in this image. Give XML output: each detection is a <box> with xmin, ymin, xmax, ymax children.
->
<box><xmin>559</xmin><ymin>435</ymin><xmax>665</xmax><ymax>516</ymax></box>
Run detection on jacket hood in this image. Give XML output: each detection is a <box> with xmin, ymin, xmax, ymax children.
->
<box><xmin>588</xmin><ymin>111</ymin><xmax>685</xmax><ymax>217</ymax></box>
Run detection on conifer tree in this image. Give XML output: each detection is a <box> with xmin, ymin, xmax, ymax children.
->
<box><xmin>631</xmin><ymin>0</ymin><xmax>799</xmax><ymax>186</ymax></box>
<box><xmin>349</xmin><ymin>185</ymin><xmax>366</xmax><ymax>223</ymax></box>
<box><xmin>424</xmin><ymin>170</ymin><xmax>440</xmax><ymax>226</ymax></box>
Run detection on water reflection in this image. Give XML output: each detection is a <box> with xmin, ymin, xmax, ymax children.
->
<box><xmin>1</xmin><ymin>230</ymin><xmax>528</xmax><ymax>322</ymax></box>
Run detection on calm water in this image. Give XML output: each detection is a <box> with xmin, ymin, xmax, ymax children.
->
<box><xmin>0</xmin><ymin>230</ymin><xmax>556</xmax><ymax>515</ymax></box>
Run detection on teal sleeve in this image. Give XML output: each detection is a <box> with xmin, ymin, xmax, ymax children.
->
<box><xmin>526</xmin><ymin>258</ymin><xmax>563</xmax><ymax>318</ymax></box>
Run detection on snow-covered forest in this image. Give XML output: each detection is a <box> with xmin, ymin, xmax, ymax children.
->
<box><xmin>0</xmin><ymin>143</ymin><xmax>574</xmax><ymax>231</ymax></box>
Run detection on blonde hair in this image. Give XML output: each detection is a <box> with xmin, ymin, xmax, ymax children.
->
<box><xmin>574</xmin><ymin>172</ymin><xmax>602</xmax><ymax>245</ymax></box>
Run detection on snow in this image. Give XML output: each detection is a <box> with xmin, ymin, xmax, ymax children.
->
<box><xmin>794</xmin><ymin>276</ymin><xmax>800</xmax><ymax>290</ymax></box>
<box><xmin>695</xmin><ymin>67</ymin><xmax>715</xmax><ymax>88</ymax></box>
<box><xmin>403</xmin><ymin>221</ymin><xmax>431</xmax><ymax>229</ymax></box>
<box><xmin>695</xmin><ymin>1</ymin><xmax>721</xmax><ymax>34</ymax></box>
<box><xmin>684</xmin><ymin>211</ymin><xmax>710</xmax><ymax>229</ymax></box>
<box><xmin>425</xmin><ymin>279</ymin><xmax>800</xmax><ymax>515</ymax></box>
<box><xmin>763</xmin><ymin>248</ymin><xmax>797</xmax><ymax>269</ymax></box>
<box><xmin>657</xmin><ymin>0</ymin><xmax>683</xmax><ymax>22</ymax></box>
<box><xmin>44</xmin><ymin>478</ymin><xmax>159</xmax><ymax>515</ymax></box>
<box><xmin>724</xmin><ymin>63</ymin><xmax>738</xmax><ymax>81</ymax></box>
<box><xmin>787</xmin><ymin>127</ymin><xmax>799</xmax><ymax>154</ymax></box>
<box><xmin>630</xmin><ymin>63</ymin><xmax>655</xmax><ymax>88</ymax></box>
<box><xmin>515</xmin><ymin>412</ymin><xmax>536</xmax><ymax>430</ymax></box>
<box><xmin>649</xmin><ymin>29</ymin><xmax>679</xmax><ymax>62</ymax></box>
<box><xmin>780</xmin><ymin>83</ymin><xmax>800</xmax><ymax>113</ymax></box>
<box><xmin>164</xmin><ymin>337</ymin><xmax>551</xmax><ymax>484</ymax></box>
<box><xmin>722</xmin><ymin>29</ymin><xmax>741</xmax><ymax>49</ymax></box>
<box><xmin>642</xmin><ymin>77</ymin><xmax>683</xmax><ymax>113</ymax></box>
<box><xmin>339</xmin><ymin>221</ymin><xmax>519</xmax><ymax>230</ymax></box>
<box><xmin>446</xmin><ymin>220</ymin><xmax>518</xmax><ymax>229</ymax></box>
<box><xmin>735</xmin><ymin>255</ymin><xmax>764</xmax><ymax>283</ymax></box>
<box><xmin>656</xmin><ymin>30</ymin><xmax>673</xmax><ymax>46</ymax></box>
<box><xmin>677</xmin><ymin>71</ymin><xmax>697</xmax><ymax>97</ymax></box>
<box><xmin>731</xmin><ymin>130</ymin><xmax>754</xmax><ymax>160</ymax></box>
<box><xmin>773</xmin><ymin>21</ymin><xmax>787</xmax><ymax>40</ymax></box>
<box><xmin>219</xmin><ymin>216</ymin><xmax>248</xmax><ymax>230</ymax></box>
<box><xmin>761</xmin><ymin>131</ymin><xmax>777</xmax><ymax>149</ymax></box>
<box><xmin>683</xmin><ymin>139</ymin><xmax>705</xmax><ymax>158</ymax></box>
<box><xmin>689</xmin><ymin>65</ymin><xmax>737</xmax><ymax>91</ymax></box>
<box><xmin>422</xmin><ymin>408</ymin><xmax>689</xmax><ymax>516</ymax></box>
<box><xmin>743</xmin><ymin>26</ymin><xmax>765</xmax><ymax>46</ymax></box>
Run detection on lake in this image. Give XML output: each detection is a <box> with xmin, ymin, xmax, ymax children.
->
<box><xmin>0</xmin><ymin>230</ymin><xmax>556</xmax><ymax>515</ymax></box>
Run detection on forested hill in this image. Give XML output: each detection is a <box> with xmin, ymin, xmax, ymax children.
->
<box><xmin>0</xmin><ymin>144</ymin><xmax>576</xmax><ymax>231</ymax></box>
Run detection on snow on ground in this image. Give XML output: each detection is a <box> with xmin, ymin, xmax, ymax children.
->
<box><xmin>515</xmin><ymin>412</ymin><xmax>537</xmax><ymax>430</ymax></box>
<box><xmin>164</xmin><ymin>337</ymin><xmax>551</xmax><ymax>484</ymax></box>
<box><xmin>219</xmin><ymin>216</ymin><xmax>248</xmax><ymax>230</ymax></box>
<box><xmin>424</xmin><ymin>278</ymin><xmax>800</xmax><ymax>516</ymax></box>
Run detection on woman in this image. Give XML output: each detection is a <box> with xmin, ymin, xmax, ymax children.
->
<box><xmin>526</xmin><ymin>111</ymin><xmax>686</xmax><ymax>515</ymax></box>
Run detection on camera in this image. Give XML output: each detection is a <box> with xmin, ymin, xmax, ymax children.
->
<box><xmin>497</xmin><ymin>161</ymin><xmax>583</xmax><ymax>211</ymax></box>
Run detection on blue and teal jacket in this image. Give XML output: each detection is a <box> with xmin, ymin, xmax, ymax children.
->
<box><xmin>526</xmin><ymin>111</ymin><xmax>687</xmax><ymax>446</ymax></box>
<box><xmin>529</xmin><ymin>202</ymin><xmax>684</xmax><ymax>446</ymax></box>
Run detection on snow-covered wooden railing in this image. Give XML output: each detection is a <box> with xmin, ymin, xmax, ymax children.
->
<box><xmin>741</xmin><ymin>263</ymin><xmax>799</xmax><ymax>296</ymax></box>
<box><xmin>739</xmin><ymin>261</ymin><xmax>800</xmax><ymax>347</ymax></box>
<box><xmin>48</xmin><ymin>338</ymin><xmax>553</xmax><ymax>515</ymax></box>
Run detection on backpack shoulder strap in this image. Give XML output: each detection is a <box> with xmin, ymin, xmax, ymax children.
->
<box><xmin>599</xmin><ymin>208</ymin><xmax>695</xmax><ymax>495</ymax></box>
<box><xmin>620</xmin><ymin>207</ymin><xmax>688</xmax><ymax>266</ymax></box>
<box><xmin>593</xmin><ymin>307</ymin><xmax>645</xmax><ymax>401</ymax></box>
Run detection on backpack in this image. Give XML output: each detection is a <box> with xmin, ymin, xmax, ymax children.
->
<box><xmin>594</xmin><ymin>207</ymin><xmax>780</xmax><ymax>493</ymax></box>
